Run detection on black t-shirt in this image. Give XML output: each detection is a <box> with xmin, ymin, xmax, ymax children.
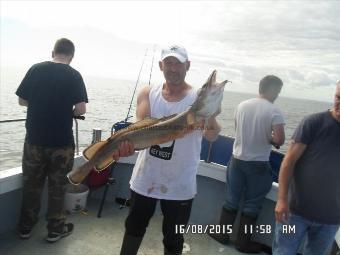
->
<box><xmin>290</xmin><ymin>111</ymin><xmax>340</xmax><ymax>224</ymax></box>
<box><xmin>16</xmin><ymin>61</ymin><xmax>88</xmax><ymax>147</ymax></box>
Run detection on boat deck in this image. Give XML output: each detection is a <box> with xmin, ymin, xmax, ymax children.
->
<box><xmin>0</xmin><ymin>198</ymin><xmax>269</xmax><ymax>255</ymax></box>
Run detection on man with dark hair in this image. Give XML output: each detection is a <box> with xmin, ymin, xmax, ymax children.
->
<box><xmin>16</xmin><ymin>38</ymin><xmax>88</xmax><ymax>243</ymax></box>
<box><xmin>210</xmin><ymin>75</ymin><xmax>285</xmax><ymax>253</ymax></box>
<box><xmin>259</xmin><ymin>75</ymin><xmax>284</xmax><ymax>94</ymax></box>
<box><xmin>273</xmin><ymin>82</ymin><xmax>340</xmax><ymax>255</ymax></box>
<box><xmin>53</xmin><ymin>38</ymin><xmax>75</xmax><ymax>56</ymax></box>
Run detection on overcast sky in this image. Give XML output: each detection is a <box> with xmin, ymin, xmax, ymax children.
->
<box><xmin>1</xmin><ymin>1</ymin><xmax>339</xmax><ymax>102</ymax></box>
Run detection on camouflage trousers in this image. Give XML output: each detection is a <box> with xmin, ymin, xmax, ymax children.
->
<box><xmin>18</xmin><ymin>142</ymin><xmax>74</xmax><ymax>233</ymax></box>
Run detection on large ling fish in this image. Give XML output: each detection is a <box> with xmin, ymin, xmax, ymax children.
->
<box><xmin>67</xmin><ymin>70</ymin><xmax>230</xmax><ymax>184</ymax></box>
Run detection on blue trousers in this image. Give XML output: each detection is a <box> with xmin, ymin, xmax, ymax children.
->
<box><xmin>224</xmin><ymin>156</ymin><xmax>273</xmax><ymax>217</ymax></box>
<box><xmin>273</xmin><ymin>213</ymin><xmax>339</xmax><ymax>255</ymax></box>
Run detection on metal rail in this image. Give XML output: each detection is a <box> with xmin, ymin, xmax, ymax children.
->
<box><xmin>0</xmin><ymin>119</ymin><xmax>26</xmax><ymax>123</ymax></box>
<box><xmin>73</xmin><ymin>116</ymin><xmax>85</xmax><ymax>155</ymax></box>
<box><xmin>0</xmin><ymin>117</ymin><xmax>84</xmax><ymax>155</ymax></box>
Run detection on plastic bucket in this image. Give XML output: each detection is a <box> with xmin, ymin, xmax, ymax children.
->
<box><xmin>64</xmin><ymin>184</ymin><xmax>89</xmax><ymax>213</ymax></box>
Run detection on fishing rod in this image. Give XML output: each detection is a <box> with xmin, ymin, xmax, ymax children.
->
<box><xmin>124</xmin><ymin>48</ymin><xmax>149</xmax><ymax>123</ymax></box>
<box><xmin>148</xmin><ymin>45</ymin><xmax>156</xmax><ymax>86</ymax></box>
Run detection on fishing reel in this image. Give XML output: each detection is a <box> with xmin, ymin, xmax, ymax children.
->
<box><xmin>112</xmin><ymin>120</ymin><xmax>132</xmax><ymax>133</ymax></box>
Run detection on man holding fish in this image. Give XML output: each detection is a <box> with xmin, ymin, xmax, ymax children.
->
<box><xmin>116</xmin><ymin>45</ymin><xmax>225</xmax><ymax>255</ymax></box>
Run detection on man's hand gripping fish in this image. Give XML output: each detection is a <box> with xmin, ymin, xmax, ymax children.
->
<box><xmin>67</xmin><ymin>70</ymin><xmax>230</xmax><ymax>184</ymax></box>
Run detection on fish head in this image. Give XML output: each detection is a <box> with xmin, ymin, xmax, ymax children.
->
<box><xmin>191</xmin><ymin>70</ymin><xmax>230</xmax><ymax>120</ymax></box>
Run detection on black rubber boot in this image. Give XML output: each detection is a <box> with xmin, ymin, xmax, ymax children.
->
<box><xmin>164</xmin><ymin>247</ymin><xmax>182</xmax><ymax>255</ymax></box>
<box><xmin>208</xmin><ymin>207</ymin><xmax>237</xmax><ymax>245</ymax></box>
<box><xmin>120</xmin><ymin>234</ymin><xmax>143</xmax><ymax>255</ymax></box>
<box><xmin>235</xmin><ymin>214</ymin><xmax>262</xmax><ymax>253</ymax></box>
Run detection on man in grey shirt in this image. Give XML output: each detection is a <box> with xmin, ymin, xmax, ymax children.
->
<box><xmin>210</xmin><ymin>75</ymin><xmax>285</xmax><ymax>253</ymax></box>
<box><xmin>273</xmin><ymin>81</ymin><xmax>340</xmax><ymax>255</ymax></box>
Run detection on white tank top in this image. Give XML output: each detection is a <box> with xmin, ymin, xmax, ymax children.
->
<box><xmin>130</xmin><ymin>84</ymin><xmax>202</xmax><ymax>200</ymax></box>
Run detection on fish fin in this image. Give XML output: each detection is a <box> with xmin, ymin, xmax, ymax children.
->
<box><xmin>186</xmin><ymin>111</ymin><xmax>196</xmax><ymax>125</ymax></box>
<box><xmin>158</xmin><ymin>114</ymin><xmax>177</xmax><ymax>121</ymax></box>
<box><xmin>83</xmin><ymin>141</ymin><xmax>108</xmax><ymax>160</ymax></box>
<box><xmin>126</xmin><ymin>117</ymin><xmax>160</xmax><ymax>129</ymax></box>
<box><xmin>146</xmin><ymin>114</ymin><xmax>178</xmax><ymax>127</ymax></box>
<box><xmin>95</xmin><ymin>158</ymin><xmax>115</xmax><ymax>171</ymax></box>
<box><xmin>108</xmin><ymin>115</ymin><xmax>178</xmax><ymax>140</ymax></box>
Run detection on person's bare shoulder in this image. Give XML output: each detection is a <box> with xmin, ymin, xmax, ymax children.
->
<box><xmin>138</xmin><ymin>86</ymin><xmax>151</xmax><ymax>98</ymax></box>
<box><xmin>136</xmin><ymin>86</ymin><xmax>151</xmax><ymax>120</ymax></box>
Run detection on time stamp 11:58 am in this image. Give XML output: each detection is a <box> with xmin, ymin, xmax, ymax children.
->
<box><xmin>175</xmin><ymin>224</ymin><xmax>296</xmax><ymax>235</ymax></box>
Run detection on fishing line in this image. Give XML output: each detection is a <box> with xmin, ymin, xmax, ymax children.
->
<box><xmin>148</xmin><ymin>45</ymin><xmax>156</xmax><ymax>86</ymax></box>
<box><xmin>124</xmin><ymin>48</ymin><xmax>149</xmax><ymax>122</ymax></box>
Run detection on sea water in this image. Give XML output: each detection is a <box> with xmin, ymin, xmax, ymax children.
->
<box><xmin>0</xmin><ymin>73</ymin><xmax>332</xmax><ymax>171</ymax></box>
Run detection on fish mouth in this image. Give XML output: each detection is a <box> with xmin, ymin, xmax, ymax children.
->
<box><xmin>209</xmin><ymin>70</ymin><xmax>217</xmax><ymax>85</ymax></box>
<box><xmin>206</xmin><ymin>70</ymin><xmax>230</xmax><ymax>90</ymax></box>
<box><xmin>215</xmin><ymin>81</ymin><xmax>226</xmax><ymax>90</ymax></box>
<box><xmin>207</xmin><ymin>71</ymin><xmax>228</xmax><ymax>95</ymax></box>
<box><xmin>190</xmin><ymin>70</ymin><xmax>230</xmax><ymax>119</ymax></box>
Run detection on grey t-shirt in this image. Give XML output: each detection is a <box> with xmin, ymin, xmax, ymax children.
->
<box><xmin>233</xmin><ymin>98</ymin><xmax>285</xmax><ymax>161</ymax></box>
<box><xmin>290</xmin><ymin>111</ymin><xmax>340</xmax><ymax>224</ymax></box>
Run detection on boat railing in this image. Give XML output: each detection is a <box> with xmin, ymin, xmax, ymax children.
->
<box><xmin>0</xmin><ymin>117</ymin><xmax>284</xmax><ymax>183</ymax></box>
<box><xmin>73</xmin><ymin>116</ymin><xmax>85</xmax><ymax>155</ymax></box>
<box><xmin>0</xmin><ymin>119</ymin><xmax>26</xmax><ymax>123</ymax></box>
<box><xmin>0</xmin><ymin>116</ymin><xmax>84</xmax><ymax>156</ymax></box>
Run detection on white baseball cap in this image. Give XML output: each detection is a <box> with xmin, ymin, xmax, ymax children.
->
<box><xmin>161</xmin><ymin>45</ymin><xmax>188</xmax><ymax>63</ymax></box>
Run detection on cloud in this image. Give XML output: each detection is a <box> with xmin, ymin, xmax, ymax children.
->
<box><xmin>305</xmin><ymin>71</ymin><xmax>334</xmax><ymax>87</ymax></box>
<box><xmin>1</xmin><ymin>1</ymin><xmax>339</xmax><ymax>102</ymax></box>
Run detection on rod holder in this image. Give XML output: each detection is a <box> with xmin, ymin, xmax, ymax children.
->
<box><xmin>92</xmin><ymin>128</ymin><xmax>102</xmax><ymax>144</ymax></box>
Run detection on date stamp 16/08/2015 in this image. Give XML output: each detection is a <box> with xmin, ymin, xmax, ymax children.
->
<box><xmin>175</xmin><ymin>224</ymin><xmax>233</xmax><ymax>234</ymax></box>
<box><xmin>175</xmin><ymin>224</ymin><xmax>296</xmax><ymax>235</ymax></box>
<box><xmin>175</xmin><ymin>224</ymin><xmax>295</xmax><ymax>234</ymax></box>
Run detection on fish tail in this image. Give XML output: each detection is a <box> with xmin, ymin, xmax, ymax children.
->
<box><xmin>67</xmin><ymin>161</ymin><xmax>94</xmax><ymax>185</ymax></box>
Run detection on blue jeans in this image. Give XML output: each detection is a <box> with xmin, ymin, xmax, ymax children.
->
<box><xmin>224</xmin><ymin>156</ymin><xmax>273</xmax><ymax>217</ymax></box>
<box><xmin>273</xmin><ymin>213</ymin><xmax>339</xmax><ymax>255</ymax></box>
